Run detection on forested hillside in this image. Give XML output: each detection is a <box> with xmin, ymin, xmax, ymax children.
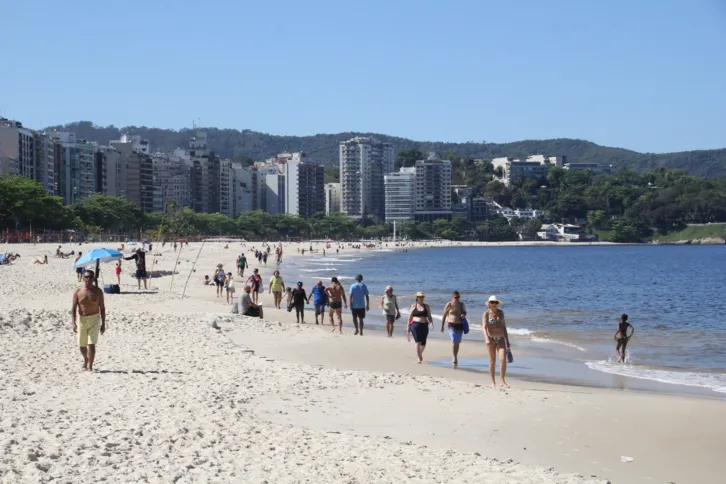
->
<box><xmin>44</xmin><ymin>121</ymin><xmax>726</xmax><ymax>177</ymax></box>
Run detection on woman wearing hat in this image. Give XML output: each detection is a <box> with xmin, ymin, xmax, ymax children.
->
<box><xmin>408</xmin><ymin>292</ymin><xmax>433</xmax><ymax>363</ymax></box>
<box><xmin>482</xmin><ymin>295</ymin><xmax>510</xmax><ymax>388</ymax></box>
<box><xmin>380</xmin><ymin>285</ymin><xmax>400</xmax><ymax>338</ymax></box>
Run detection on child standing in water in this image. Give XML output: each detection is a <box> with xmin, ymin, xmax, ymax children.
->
<box><xmin>615</xmin><ymin>314</ymin><xmax>635</xmax><ymax>363</ymax></box>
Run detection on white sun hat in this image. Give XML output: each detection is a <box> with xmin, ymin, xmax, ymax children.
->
<box><xmin>487</xmin><ymin>295</ymin><xmax>503</xmax><ymax>306</ymax></box>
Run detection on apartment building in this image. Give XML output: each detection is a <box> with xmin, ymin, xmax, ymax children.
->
<box><xmin>339</xmin><ymin>137</ymin><xmax>394</xmax><ymax>220</ymax></box>
<box><xmin>0</xmin><ymin>118</ymin><xmax>35</xmax><ymax>179</ymax></box>
<box><xmin>490</xmin><ymin>155</ymin><xmax>566</xmax><ymax>186</ymax></box>
<box><xmin>283</xmin><ymin>152</ymin><xmax>325</xmax><ymax>218</ymax></box>
<box><xmin>53</xmin><ymin>132</ymin><xmax>96</xmax><ymax>205</ymax></box>
<box><xmin>413</xmin><ymin>154</ymin><xmax>452</xmax><ymax>222</ymax></box>
<box><xmin>33</xmin><ymin>132</ymin><xmax>56</xmax><ymax>194</ymax></box>
<box><xmin>384</xmin><ymin>168</ymin><xmax>415</xmax><ymax>221</ymax></box>
<box><xmin>325</xmin><ymin>183</ymin><xmax>341</xmax><ymax>215</ymax></box>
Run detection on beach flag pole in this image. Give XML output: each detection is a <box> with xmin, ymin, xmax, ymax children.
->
<box><xmin>168</xmin><ymin>240</ymin><xmax>185</xmax><ymax>293</ymax></box>
<box><xmin>181</xmin><ymin>240</ymin><xmax>205</xmax><ymax>299</ymax></box>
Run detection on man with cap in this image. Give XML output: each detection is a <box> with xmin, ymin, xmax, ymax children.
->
<box><xmin>348</xmin><ymin>274</ymin><xmax>369</xmax><ymax>336</ymax></box>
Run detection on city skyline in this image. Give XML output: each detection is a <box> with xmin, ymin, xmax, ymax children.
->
<box><xmin>1</xmin><ymin>1</ymin><xmax>725</xmax><ymax>154</ymax></box>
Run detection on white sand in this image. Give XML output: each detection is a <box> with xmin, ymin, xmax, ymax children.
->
<box><xmin>0</xmin><ymin>241</ymin><xmax>722</xmax><ymax>483</ymax></box>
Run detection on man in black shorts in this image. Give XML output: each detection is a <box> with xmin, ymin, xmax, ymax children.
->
<box><xmin>124</xmin><ymin>248</ymin><xmax>147</xmax><ymax>290</ymax></box>
<box><xmin>325</xmin><ymin>277</ymin><xmax>347</xmax><ymax>334</ymax></box>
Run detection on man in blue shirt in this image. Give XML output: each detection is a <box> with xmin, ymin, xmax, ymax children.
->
<box><xmin>310</xmin><ymin>280</ymin><xmax>328</xmax><ymax>325</ymax></box>
<box><xmin>348</xmin><ymin>274</ymin><xmax>370</xmax><ymax>336</ymax></box>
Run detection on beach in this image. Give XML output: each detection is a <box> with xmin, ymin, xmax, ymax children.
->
<box><xmin>1</xmin><ymin>240</ymin><xmax>725</xmax><ymax>483</ymax></box>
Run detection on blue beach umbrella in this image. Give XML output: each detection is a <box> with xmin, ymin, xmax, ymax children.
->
<box><xmin>74</xmin><ymin>248</ymin><xmax>123</xmax><ymax>286</ymax></box>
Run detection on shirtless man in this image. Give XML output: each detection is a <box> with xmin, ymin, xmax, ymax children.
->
<box><xmin>441</xmin><ymin>290</ymin><xmax>467</xmax><ymax>368</ymax></box>
<box><xmin>71</xmin><ymin>269</ymin><xmax>106</xmax><ymax>371</ymax></box>
<box><xmin>325</xmin><ymin>277</ymin><xmax>347</xmax><ymax>333</ymax></box>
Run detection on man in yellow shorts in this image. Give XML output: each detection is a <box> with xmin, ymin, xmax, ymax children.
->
<box><xmin>72</xmin><ymin>269</ymin><xmax>107</xmax><ymax>371</ymax></box>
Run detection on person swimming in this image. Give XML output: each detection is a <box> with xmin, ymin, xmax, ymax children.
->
<box><xmin>615</xmin><ymin>314</ymin><xmax>635</xmax><ymax>363</ymax></box>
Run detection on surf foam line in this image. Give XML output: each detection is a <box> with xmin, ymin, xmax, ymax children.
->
<box><xmin>585</xmin><ymin>361</ymin><xmax>726</xmax><ymax>393</ymax></box>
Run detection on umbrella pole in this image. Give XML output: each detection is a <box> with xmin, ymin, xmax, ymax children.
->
<box><xmin>95</xmin><ymin>259</ymin><xmax>99</xmax><ymax>288</ymax></box>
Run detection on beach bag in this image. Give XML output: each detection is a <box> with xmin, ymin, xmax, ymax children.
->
<box><xmin>110</xmin><ymin>284</ymin><xmax>120</xmax><ymax>294</ymax></box>
<box><xmin>461</xmin><ymin>316</ymin><xmax>469</xmax><ymax>334</ymax></box>
<box><xmin>507</xmin><ymin>348</ymin><xmax>514</xmax><ymax>363</ymax></box>
<box><xmin>231</xmin><ymin>302</ymin><xmax>239</xmax><ymax>314</ymax></box>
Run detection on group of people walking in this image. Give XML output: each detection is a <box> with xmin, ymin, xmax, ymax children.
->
<box><xmin>233</xmin><ymin>264</ymin><xmax>513</xmax><ymax>387</ymax></box>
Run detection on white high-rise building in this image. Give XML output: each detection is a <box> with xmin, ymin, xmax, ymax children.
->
<box><xmin>413</xmin><ymin>153</ymin><xmax>452</xmax><ymax>222</ymax></box>
<box><xmin>254</xmin><ymin>163</ymin><xmax>285</xmax><ymax>214</ymax></box>
<box><xmin>325</xmin><ymin>183</ymin><xmax>341</xmax><ymax>215</ymax></box>
<box><xmin>384</xmin><ymin>168</ymin><xmax>415</xmax><ymax>221</ymax></box>
<box><xmin>339</xmin><ymin>137</ymin><xmax>394</xmax><ymax>220</ymax></box>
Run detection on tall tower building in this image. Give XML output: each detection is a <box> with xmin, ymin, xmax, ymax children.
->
<box><xmin>413</xmin><ymin>153</ymin><xmax>452</xmax><ymax>222</ymax></box>
<box><xmin>284</xmin><ymin>152</ymin><xmax>325</xmax><ymax>218</ymax></box>
<box><xmin>339</xmin><ymin>137</ymin><xmax>394</xmax><ymax>220</ymax></box>
<box><xmin>384</xmin><ymin>167</ymin><xmax>415</xmax><ymax>222</ymax></box>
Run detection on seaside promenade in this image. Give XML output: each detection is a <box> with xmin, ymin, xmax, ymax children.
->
<box><xmin>1</xmin><ymin>240</ymin><xmax>724</xmax><ymax>483</ymax></box>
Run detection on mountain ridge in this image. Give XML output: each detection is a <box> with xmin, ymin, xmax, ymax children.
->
<box><xmin>43</xmin><ymin>121</ymin><xmax>726</xmax><ymax>177</ymax></box>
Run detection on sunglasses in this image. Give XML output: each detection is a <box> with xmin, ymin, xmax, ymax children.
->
<box><xmin>489</xmin><ymin>301</ymin><xmax>499</xmax><ymax>305</ymax></box>
<box><xmin>453</xmin><ymin>295</ymin><xmax>460</xmax><ymax>299</ymax></box>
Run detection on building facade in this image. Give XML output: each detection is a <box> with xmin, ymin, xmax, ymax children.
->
<box><xmin>339</xmin><ymin>137</ymin><xmax>394</xmax><ymax>220</ymax></box>
<box><xmin>413</xmin><ymin>154</ymin><xmax>452</xmax><ymax>222</ymax></box>
<box><xmin>324</xmin><ymin>183</ymin><xmax>341</xmax><ymax>215</ymax></box>
<box><xmin>491</xmin><ymin>155</ymin><xmax>561</xmax><ymax>186</ymax></box>
<box><xmin>0</xmin><ymin>119</ymin><xmax>35</xmax><ymax>179</ymax></box>
<box><xmin>53</xmin><ymin>132</ymin><xmax>96</xmax><ymax>205</ymax></box>
<box><xmin>283</xmin><ymin>153</ymin><xmax>324</xmax><ymax>218</ymax></box>
<box><xmin>384</xmin><ymin>168</ymin><xmax>415</xmax><ymax>221</ymax></box>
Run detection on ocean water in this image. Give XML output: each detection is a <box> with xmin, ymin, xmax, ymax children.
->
<box><xmin>287</xmin><ymin>245</ymin><xmax>726</xmax><ymax>394</ymax></box>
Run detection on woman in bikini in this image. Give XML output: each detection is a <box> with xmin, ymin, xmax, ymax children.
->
<box><xmin>408</xmin><ymin>291</ymin><xmax>433</xmax><ymax>363</ymax></box>
<box><xmin>482</xmin><ymin>295</ymin><xmax>510</xmax><ymax>388</ymax></box>
<box><xmin>615</xmin><ymin>314</ymin><xmax>634</xmax><ymax>363</ymax></box>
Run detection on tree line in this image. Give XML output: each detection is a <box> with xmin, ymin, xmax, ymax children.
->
<box><xmin>2</xmin><ymin>163</ymin><xmax>726</xmax><ymax>242</ymax></box>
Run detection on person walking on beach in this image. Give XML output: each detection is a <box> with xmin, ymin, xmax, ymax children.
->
<box><xmin>325</xmin><ymin>277</ymin><xmax>347</xmax><ymax>333</ymax></box>
<box><xmin>237</xmin><ymin>253</ymin><xmax>248</xmax><ymax>277</ymax></box>
<box><xmin>75</xmin><ymin>252</ymin><xmax>84</xmax><ymax>281</ymax></box>
<box><xmin>441</xmin><ymin>291</ymin><xmax>467</xmax><ymax>368</ymax></box>
<box><xmin>239</xmin><ymin>286</ymin><xmax>263</xmax><ymax>319</ymax></box>
<box><xmin>615</xmin><ymin>314</ymin><xmax>634</xmax><ymax>363</ymax></box>
<box><xmin>380</xmin><ymin>286</ymin><xmax>400</xmax><ymax>337</ymax></box>
<box><xmin>482</xmin><ymin>296</ymin><xmax>510</xmax><ymax>388</ymax></box>
<box><xmin>409</xmin><ymin>292</ymin><xmax>433</xmax><ymax>363</ymax></box>
<box><xmin>268</xmin><ymin>270</ymin><xmax>286</xmax><ymax>309</ymax></box>
<box><xmin>349</xmin><ymin>274</ymin><xmax>369</xmax><ymax>336</ymax></box>
<box><xmin>247</xmin><ymin>269</ymin><xmax>262</xmax><ymax>304</ymax></box>
<box><xmin>311</xmin><ymin>280</ymin><xmax>328</xmax><ymax>324</ymax></box>
<box><xmin>225</xmin><ymin>272</ymin><xmax>236</xmax><ymax>304</ymax></box>
<box><xmin>124</xmin><ymin>248</ymin><xmax>148</xmax><ymax>290</ymax></box>
<box><xmin>71</xmin><ymin>269</ymin><xmax>106</xmax><ymax>371</ymax></box>
<box><xmin>213</xmin><ymin>265</ymin><xmax>225</xmax><ymax>298</ymax></box>
<box><xmin>291</xmin><ymin>282</ymin><xmax>309</xmax><ymax>324</ymax></box>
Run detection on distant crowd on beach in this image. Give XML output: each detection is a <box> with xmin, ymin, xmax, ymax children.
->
<box><xmin>57</xmin><ymin>239</ymin><xmax>635</xmax><ymax>383</ymax></box>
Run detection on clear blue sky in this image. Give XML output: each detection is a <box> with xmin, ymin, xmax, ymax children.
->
<box><xmin>2</xmin><ymin>0</ymin><xmax>725</xmax><ymax>153</ymax></box>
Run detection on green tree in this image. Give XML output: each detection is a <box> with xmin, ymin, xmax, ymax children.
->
<box><xmin>395</xmin><ymin>148</ymin><xmax>423</xmax><ymax>170</ymax></box>
<box><xmin>0</xmin><ymin>175</ymin><xmax>75</xmax><ymax>230</ymax></box>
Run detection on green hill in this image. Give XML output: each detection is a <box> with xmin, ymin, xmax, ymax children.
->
<box><xmin>44</xmin><ymin>121</ymin><xmax>726</xmax><ymax>177</ymax></box>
